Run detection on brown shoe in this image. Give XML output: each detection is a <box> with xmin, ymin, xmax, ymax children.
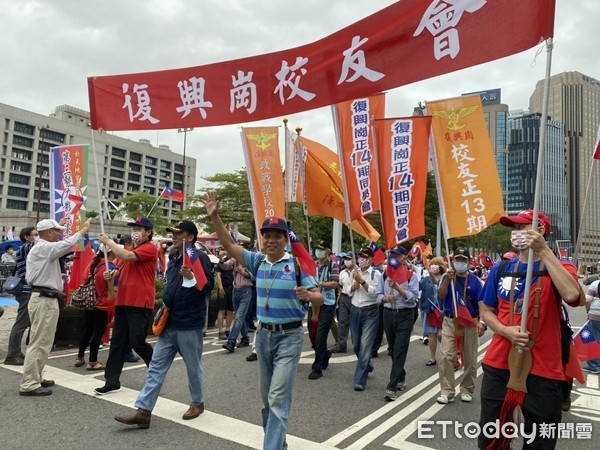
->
<box><xmin>182</xmin><ymin>403</ymin><xmax>204</xmax><ymax>420</ymax></box>
<box><xmin>114</xmin><ymin>408</ymin><xmax>151</xmax><ymax>429</ymax></box>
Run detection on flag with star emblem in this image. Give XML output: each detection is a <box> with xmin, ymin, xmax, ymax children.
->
<box><xmin>573</xmin><ymin>321</ymin><xmax>600</xmax><ymax>362</ymax></box>
<box><xmin>160</xmin><ymin>186</ymin><xmax>184</xmax><ymax>202</ymax></box>
<box><xmin>183</xmin><ymin>241</ymin><xmax>208</xmax><ymax>291</ymax></box>
<box><xmin>287</xmin><ymin>225</ymin><xmax>316</xmax><ymax>277</ymax></box>
<box><xmin>385</xmin><ymin>253</ymin><xmax>412</xmax><ymax>285</ymax></box>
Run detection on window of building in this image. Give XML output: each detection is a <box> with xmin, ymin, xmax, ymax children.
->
<box><xmin>109</xmin><ymin>180</ymin><xmax>124</xmax><ymax>190</ymax></box>
<box><xmin>11</xmin><ymin>161</ymin><xmax>32</xmax><ymax>173</ymax></box>
<box><xmin>36</xmin><ymin>165</ymin><xmax>49</xmax><ymax>177</ymax></box>
<box><xmin>159</xmin><ymin>180</ymin><xmax>167</xmax><ymax>188</ymax></box>
<box><xmin>38</xmin><ymin>141</ymin><xmax>53</xmax><ymax>152</ymax></box>
<box><xmin>130</xmin><ymin>152</ymin><xmax>142</xmax><ymax>162</ymax></box>
<box><xmin>128</xmin><ymin>173</ymin><xmax>140</xmax><ymax>182</ymax></box>
<box><xmin>41</xmin><ymin>191</ymin><xmax>50</xmax><ymax>201</ymax></box>
<box><xmin>129</xmin><ymin>163</ymin><xmax>141</xmax><ymax>172</ymax></box>
<box><xmin>111</xmin><ymin>158</ymin><xmax>125</xmax><ymax>169</ymax></box>
<box><xmin>14</xmin><ymin>121</ymin><xmax>35</xmax><ymax>135</ymax></box>
<box><xmin>145</xmin><ymin>156</ymin><xmax>157</xmax><ymax>166</ymax></box>
<box><xmin>127</xmin><ymin>183</ymin><xmax>140</xmax><ymax>192</ymax></box>
<box><xmin>108</xmin><ymin>190</ymin><xmax>121</xmax><ymax>200</ymax></box>
<box><xmin>144</xmin><ymin>176</ymin><xmax>155</xmax><ymax>185</ymax></box>
<box><xmin>7</xmin><ymin>186</ymin><xmax>28</xmax><ymax>198</ymax></box>
<box><xmin>163</xmin><ymin>208</ymin><xmax>169</xmax><ymax>217</ymax></box>
<box><xmin>11</xmin><ymin>149</ymin><xmax>33</xmax><ymax>160</ymax></box>
<box><xmin>6</xmin><ymin>199</ymin><xmax>27</xmax><ymax>210</ymax></box>
<box><xmin>174</xmin><ymin>163</ymin><xmax>184</xmax><ymax>173</ymax></box>
<box><xmin>145</xmin><ymin>167</ymin><xmax>156</xmax><ymax>176</ymax></box>
<box><xmin>160</xmin><ymin>160</ymin><xmax>172</xmax><ymax>169</ymax></box>
<box><xmin>37</xmin><ymin>152</ymin><xmax>50</xmax><ymax>163</ymax></box>
<box><xmin>173</xmin><ymin>182</ymin><xmax>183</xmax><ymax>191</ymax></box>
<box><xmin>13</xmin><ymin>135</ymin><xmax>34</xmax><ymax>148</ymax></box>
<box><xmin>159</xmin><ymin>169</ymin><xmax>170</xmax><ymax>179</ymax></box>
<box><xmin>112</xmin><ymin>147</ymin><xmax>126</xmax><ymax>158</ymax></box>
<box><xmin>110</xmin><ymin>169</ymin><xmax>124</xmax><ymax>179</ymax></box>
<box><xmin>39</xmin><ymin>203</ymin><xmax>50</xmax><ymax>213</ymax></box>
<box><xmin>40</xmin><ymin>129</ymin><xmax>66</xmax><ymax>143</ymax></box>
<box><xmin>174</xmin><ymin>173</ymin><xmax>183</xmax><ymax>182</ymax></box>
<box><xmin>143</xmin><ymin>187</ymin><xmax>156</xmax><ymax>195</ymax></box>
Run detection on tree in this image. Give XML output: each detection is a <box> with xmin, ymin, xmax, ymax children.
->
<box><xmin>114</xmin><ymin>191</ymin><xmax>169</xmax><ymax>233</ymax></box>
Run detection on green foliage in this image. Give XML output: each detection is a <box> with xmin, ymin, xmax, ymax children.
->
<box><xmin>155</xmin><ymin>276</ymin><xmax>166</xmax><ymax>300</ymax></box>
<box><xmin>85</xmin><ymin>210</ymin><xmax>99</xmax><ymax>218</ymax></box>
<box><xmin>114</xmin><ymin>191</ymin><xmax>170</xmax><ymax>234</ymax></box>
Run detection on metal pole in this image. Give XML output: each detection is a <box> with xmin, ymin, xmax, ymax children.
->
<box><xmin>36</xmin><ymin>125</ymin><xmax>49</xmax><ymax>222</ymax></box>
<box><xmin>178</xmin><ymin>128</ymin><xmax>194</xmax><ymax>212</ymax></box>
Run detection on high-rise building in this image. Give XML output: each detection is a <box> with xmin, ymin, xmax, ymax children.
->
<box><xmin>462</xmin><ymin>89</ymin><xmax>509</xmax><ymax>200</ymax></box>
<box><xmin>507</xmin><ymin>113</ymin><xmax>569</xmax><ymax>251</ymax></box>
<box><xmin>0</xmin><ymin>103</ymin><xmax>196</xmax><ymax>226</ymax></box>
<box><xmin>530</xmin><ymin>71</ymin><xmax>600</xmax><ymax>262</ymax></box>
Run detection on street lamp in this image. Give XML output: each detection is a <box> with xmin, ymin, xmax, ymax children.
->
<box><xmin>36</xmin><ymin>125</ymin><xmax>50</xmax><ymax>222</ymax></box>
<box><xmin>177</xmin><ymin>128</ymin><xmax>194</xmax><ymax>211</ymax></box>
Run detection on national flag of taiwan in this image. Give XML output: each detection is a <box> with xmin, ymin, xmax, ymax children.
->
<box><xmin>456</xmin><ymin>299</ymin><xmax>477</xmax><ymax>327</ymax></box>
<box><xmin>385</xmin><ymin>254</ymin><xmax>412</xmax><ymax>285</ymax></box>
<box><xmin>573</xmin><ymin>321</ymin><xmax>600</xmax><ymax>362</ymax></box>
<box><xmin>426</xmin><ymin>300</ymin><xmax>444</xmax><ymax>329</ymax></box>
<box><xmin>288</xmin><ymin>226</ymin><xmax>317</xmax><ymax>277</ymax></box>
<box><xmin>410</xmin><ymin>242</ymin><xmax>422</xmax><ymax>258</ymax></box>
<box><xmin>183</xmin><ymin>241</ymin><xmax>208</xmax><ymax>291</ymax></box>
<box><xmin>369</xmin><ymin>242</ymin><xmax>386</xmax><ymax>266</ymax></box>
<box><xmin>479</xmin><ymin>253</ymin><xmax>494</xmax><ymax>268</ymax></box>
<box><xmin>161</xmin><ymin>186</ymin><xmax>184</xmax><ymax>202</ymax></box>
<box><xmin>593</xmin><ymin>123</ymin><xmax>600</xmax><ymax>160</ymax></box>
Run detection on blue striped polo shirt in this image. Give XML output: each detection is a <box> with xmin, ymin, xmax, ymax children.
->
<box><xmin>243</xmin><ymin>249</ymin><xmax>317</xmax><ymax>324</ymax></box>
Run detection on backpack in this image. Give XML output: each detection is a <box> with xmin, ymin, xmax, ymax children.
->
<box><xmin>71</xmin><ymin>266</ymin><xmax>105</xmax><ymax>310</ymax></box>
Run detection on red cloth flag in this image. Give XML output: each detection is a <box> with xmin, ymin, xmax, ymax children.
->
<box><xmin>426</xmin><ymin>300</ymin><xmax>444</xmax><ymax>329</ymax></box>
<box><xmin>456</xmin><ymin>299</ymin><xmax>477</xmax><ymax>328</ymax></box>
<box><xmin>183</xmin><ymin>241</ymin><xmax>208</xmax><ymax>291</ymax></box>
<box><xmin>559</xmin><ymin>247</ymin><xmax>568</xmax><ymax>259</ymax></box>
<box><xmin>369</xmin><ymin>242</ymin><xmax>386</xmax><ymax>266</ymax></box>
<box><xmin>409</xmin><ymin>242</ymin><xmax>422</xmax><ymax>258</ymax></box>
<box><xmin>385</xmin><ymin>254</ymin><xmax>412</xmax><ymax>285</ymax></box>
<box><xmin>67</xmin><ymin>236</ymin><xmax>95</xmax><ymax>303</ymax></box>
<box><xmin>564</xmin><ymin>343</ymin><xmax>585</xmax><ymax>385</ymax></box>
<box><xmin>161</xmin><ymin>186</ymin><xmax>184</xmax><ymax>202</ymax></box>
<box><xmin>88</xmin><ymin>1</ymin><xmax>555</xmax><ymax>131</ymax></box>
<box><xmin>573</xmin><ymin>321</ymin><xmax>600</xmax><ymax>362</ymax></box>
<box><xmin>288</xmin><ymin>226</ymin><xmax>317</xmax><ymax>277</ymax></box>
<box><xmin>593</xmin><ymin>124</ymin><xmax>600</xmax><ymax>159</ymax></box>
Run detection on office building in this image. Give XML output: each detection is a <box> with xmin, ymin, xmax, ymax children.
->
<box><xmin>507</xmin><ymin>113</ymin><xmax>569</xmax><ymax>251</ymax></box>
<box><xmin>530</xmin><ymin>71</ymin><xmax>600</xmax><ymax>262</ymax></box>
<box><xmin>0</xmin><ymin>102</ymin><xmax>196</xmax><ymax>230</ymax></box>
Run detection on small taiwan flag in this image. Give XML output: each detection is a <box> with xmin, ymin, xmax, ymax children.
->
<box><xmin>183</xmin><ymin>241</ymin><xmax>208</xmax><ymax>291</ymax></box>
<box><xmin>574</xmin><ymin>321</ymin><xmax>600</xmax><ymax>362</ymax></box>
<box><xmin>161</xmin><ymin>186</ymin><xmax>184</xmax><ymax>202</ymax></box>
<box><xmin>385</xmin><ymin>254</ymin><xmax>412</xmax><ymax>285</ymax></box>
<box><xmin>288</xmin><ymin>226</ymin><xmax>316</xmax><ymax>277</ymax></box>
<box><xmin>369</xmin><ymin>242</ymin><xmax>386</xmax><ymax>266</ymax></box>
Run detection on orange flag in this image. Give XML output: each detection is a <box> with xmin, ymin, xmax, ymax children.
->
<box><xmin>333</xmin><ymin>94</ymin><xmax>385</xmax><ymax>220</ymax></box>
<box><xmin>299</xmin><ymin>136</ymin><xmax>380</xmax><ymax>242</ymax></box>
<box><xmin>242</xmin><ymin>127</ymin><xmax>286</xmax><ymax>227</ymax></box>
<box><xmin>374</xmin><ymin>116</ymin><xmax>431</xmax><ymax>249</ymax></box>
<box><xmin>428</xmin><ymin>95</ymin><xmax>504</xmax><ymax>239</ymax></box>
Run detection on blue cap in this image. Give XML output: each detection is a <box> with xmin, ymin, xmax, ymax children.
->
<box><xmin>338</xmin><ymin>252</ymin><xmax>348</xmax><ymax>258</ymax></box>
<box><xmin>128</xmin><ymin>217</ymin><xmax>153</xmax><ymax>229</ymax></box>
<box><xmin>260</xmin><ymin>217</ymin><xmax>288</xmax><ymax>234</ymax></box>
<box><xmin>390</xmin><ymin>246</ymin><xmax>407</xmax><ymax>256</ymax></box>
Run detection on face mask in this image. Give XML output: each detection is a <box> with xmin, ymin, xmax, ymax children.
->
<box><xmin>429</xmin><ymin>264</ymin><xmax>440</xmax><ymax>275</ymax></box>
<box><xmin>315</xmin><ymin>249</ymin><xmax>326</xmax><ymax>259</ymax></box>
<box><xmin>34</xmin><ymin>235</ymin><xmax>40</xmax><ymax>242</ymax></box>
<box><xmin>131</xmin><ymin>231</ymin><xmax>143</xmax><ymax>243</ymax></box>
<box><xmin>453</xmin><ymin>261</ymin><xmax>468</xmax><ymax>273</ymax></box>
<box><xmin>344</xmin><ymin>260</ymin><xmax>353</xmax><ymax>268</ymax></box>
<box><xmin>358</xmin><ymin>257</ymin><xmax>370</xmax><ymax>269</ymax></box>
<box><xmin>511</xmin><ymin>230</ymin><xmax>528</xmax><ymax>251</ymax></box>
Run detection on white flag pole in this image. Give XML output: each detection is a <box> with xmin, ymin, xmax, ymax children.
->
<box><xmin>90</xmin><ymin>129</ymin><xmax>108</xmax><ymax>267</ymax></box>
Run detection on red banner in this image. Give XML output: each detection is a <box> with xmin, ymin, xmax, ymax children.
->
<box><xmin>374</xmin><ymin>117</ymin><xmax>431</xmax><ymax>249</ymax></box>
<box><xmin>88</xmin><ymin>0</ymin><xmax>555</xmax><ymax>131</ymax></box>
<box><xmin>335</xmin><ymin>94</ymin><xmax>385</xmax><ymax>219</ymax></box>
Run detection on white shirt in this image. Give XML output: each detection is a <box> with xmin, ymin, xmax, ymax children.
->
<box><xmin>339</xmin><ymin>268</ymin><xmax>354</xmax><ymax>296</ymax></box>
<box><xmin>351</xmin><ymin>267</ymin><xmax>382</xmax><ymax>307</ymax></box>
<box><xmin>26</xmin><ymin>232</ymin><xmax>82</xmax><ymax>291</ymax></box>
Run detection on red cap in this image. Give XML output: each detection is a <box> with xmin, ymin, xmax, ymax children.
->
<box><xmin>499</xmin><ymin>209</ymin><xmax>551</xmax><ymax>237</ymax></box>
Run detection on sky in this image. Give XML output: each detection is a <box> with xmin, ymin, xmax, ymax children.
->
<box><xmin>1</xmin><ymin>0</ymin><xmax>599</xmax><ymax>193</ymax></box>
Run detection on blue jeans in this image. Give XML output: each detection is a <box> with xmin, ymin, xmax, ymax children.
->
<box><xmin>349</xmin><ymin>306</ymin><xmax>379</xmax><ymax>387</ymax></box>
<box><xmin>256</xmin><ymin>325</ymin><xmax>304</xmax><ymax>450</ymax></box>
<box><xmin>228</xmin><ymin>287</ymin><xmax>253</xmax><ymax>345</ymax></box>
<box><xmin>586</xmin><ymin>320</ymin><xmax>600</xmax><ymax>371</ymax></box>
<box><xmin>136</xmin><ymin>327</ymin><xmax>204</xmax><ymax>411</ymax></box>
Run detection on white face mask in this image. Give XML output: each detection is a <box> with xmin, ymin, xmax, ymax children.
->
<box><xmin>343</xmin><ymin>260</ymin><xmax>353</xmax><ymax>268</ymax></box>
<box><xmin>315</xmin><ymin>249</ymin><xmax>326</xmax><ymax>260</ymax></box>
<box><xmin>453</xmin><ymin>261</ymin><xmax>468</xmax><ymax>273</ymax></box>
<box><xmin>131</xmin><ymin>231</ymin><xmax>143</xmax><ymax>243</ymax></box>
<box><xmin>511</xmin><ymin>230</ymin><xmax>528</xmax><ymax>251</ymax></box>
<box><xmin>34</xmin><ymin>235</ymin><xmax>40</xmax><ymax>242</ymax></box>
<box><xmin>358</xmin><ymin>257</ymin><xmax>370</xmax><ymax>269</ymax></box>
<box><xmin>429</xmin><ymin>264</ymin><xmax>440</xmax><ymax>275</ymax></box>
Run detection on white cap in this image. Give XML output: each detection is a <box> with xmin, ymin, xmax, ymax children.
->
<box><xmin>98</xmin><ymin>243</ymin><xmax>112</xmax><ymax>254</ymax></box>
<box><xmin>36</xmin><ymin>219</ymin><xmax>67</xmax><ymax>232</ymax></box>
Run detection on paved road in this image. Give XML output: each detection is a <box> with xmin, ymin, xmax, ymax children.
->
<box><xmin>0</xmin><ymin>302</ymin><xmax>597</xmax><ymax>449</ymax></box>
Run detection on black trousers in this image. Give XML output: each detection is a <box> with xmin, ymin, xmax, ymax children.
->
<box><xmin>104</xmin><ymin>306</ymin><xmax>153</xmax><ymax>387</ymax></box>
<box><xmin>77</xmin><ymin>308</ymin><xmax>109</xmax><ymax>362</ymax></box>
<box><xmin>371</xmin><ymin>304</ymin><xmax>385</xmax><ymax>353</ymax></box>
<box><xmin>311</xmin><ymin>304</ymin><xmax>336</xmax><ymax>373</ymax></box>
<box><xmin>479</xmin><ymin>364</ymin><xmax>562</xmax><ymax>450</ymax></box>
<box><xmin>383</xmin><ymin>308</ymin><xmax>413</xmax><ymax>391</ymax></box>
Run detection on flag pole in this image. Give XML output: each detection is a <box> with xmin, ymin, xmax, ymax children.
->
<box><xmin>90</xmin><ymin>129</ymin><xmax>109</xmax><ymax>268</ymax></box>
<box><xmin>370</xmin><ymin>116</ymin><xmax>388</xmax><ymax>249</ymax></box>
<box><xmin>296</xmin><ymin>128</ymin><xmax>312</xmax><ymax>250</ymax></box>
<box><xmin>331</xmin><ymin>105</ymin><xmax>357</xmax><ymax>259</ymax></box>
<box><xmin>147</xmin><ymin>190</ymin><xmax>163</xmax><ymax>217</ymax></box>
<box><xmin>573</xmin><ymin>159</ymin><xmax>597</xmax><ymax>264</ymax></box>
<box><xmin>284</xmin><ymin>119</ymin><xmax>290</xmax><ymax>221</ymax></box>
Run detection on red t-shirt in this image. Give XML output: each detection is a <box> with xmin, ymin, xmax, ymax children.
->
<box><xmin>482</xmin><ymin>260</ymin><xmax>578</xmax><ymax>381</ymax></box>
<box><xmin>116</xmin><ymin>241</ymin><xmax>158</xmax><ymax>309</ymax></box>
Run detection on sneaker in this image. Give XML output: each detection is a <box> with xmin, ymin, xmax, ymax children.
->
<box><xmin>40</xmin><ymin>379</ymin><xmax>55</xmax><ymax>388</ymax></box>
<box><xmin>125</xmin><ymin>353</ymin><xmax>140</xmax><ymax>363</ymax></box>
<box><xmin>384</xmin><ymin>390</ymin><xmax>397</xmax><ymax>401</ymax></box>
<box><xmin>218</xmin><ymin>332</ymin><xmax>227</xmax><ymax>340</ymax></box>
<box><xmin>20</xmin><ymin>387</ymin><xmax>52</xmax><ymax>396</ymax></box>
<box><xmin>582</xmin><ymin>366</ymin><xmax>600</xmax><ymax>374</ymax></box>
<box><xmin>246</xmin><ymin>353</ymin><xmax>257</xmax><ymax>362</ymax></box>
<box><xmin>330</xmin><ymin>346</ymin><xmax>347</xmax><ymax>354</ymax></box>
<box><xmin>308</xmin><ymin>371</ymin><xmax>323</xmax><ymax>380</ymax></box>
<box><xmin>371</xmin><ymin>350</ymin><xmax>379</xmax><ymax>358</ymax></box>
<box><xmin>3</xmin><ymin>356</ymin><xmax>25</xmax><ymax>366</ymax></box>
<box><xmin>222</xmin><ymin>342</ymin><xmax>235</xmax><ymax>353</ymax></box>
<box><xmin>354</xmin><ymin>384</ymin><xmax>365</xmax><ymax>391</ymax></box>
<box><xmin>423</xmin><ymin>337</ymin><xmax>429</xmax><ymax>345</ymax></box>
<box><xmin>95</xmin><ymin>385</ymin><xmax>121</xmax><ymax>395</ymax></box>
<box><xmin>562</xmin><ymin>396</ymin><xmax>571</xmax><ymax>412</ymax></box>
<box><xmin>436</xmin><ymin>394</ymin><xmax>454</xmax><ymax>404</ymax></box>
<box><xmin>460</xmin><ymin>393</ymin><xmax>473</xmax><ymax>402</ymax></box>
<box><xmin>397</xmin><ymin>381</ymin><xmax>407</xmax><ymax>391</ymax></box>
<box><xmin>237</xmin><ymin>341</ymin><xmax>250</xmax><ymax>348</ymax></box>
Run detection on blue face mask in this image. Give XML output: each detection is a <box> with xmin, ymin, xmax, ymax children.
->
<box><xmin>453</xmin><ymin>261</ymin><xmax>468</xmax><ymax>273</ymax></box>
<box><xmin>315</xmin><ymin>249</ymin><xmax>326</xmax><ymax>260</ymax></box>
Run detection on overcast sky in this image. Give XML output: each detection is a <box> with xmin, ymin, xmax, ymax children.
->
<box><xmin>1</xmin><ymin>0</ymin><xmax>598</xmax><ymax>192</ymax></box>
